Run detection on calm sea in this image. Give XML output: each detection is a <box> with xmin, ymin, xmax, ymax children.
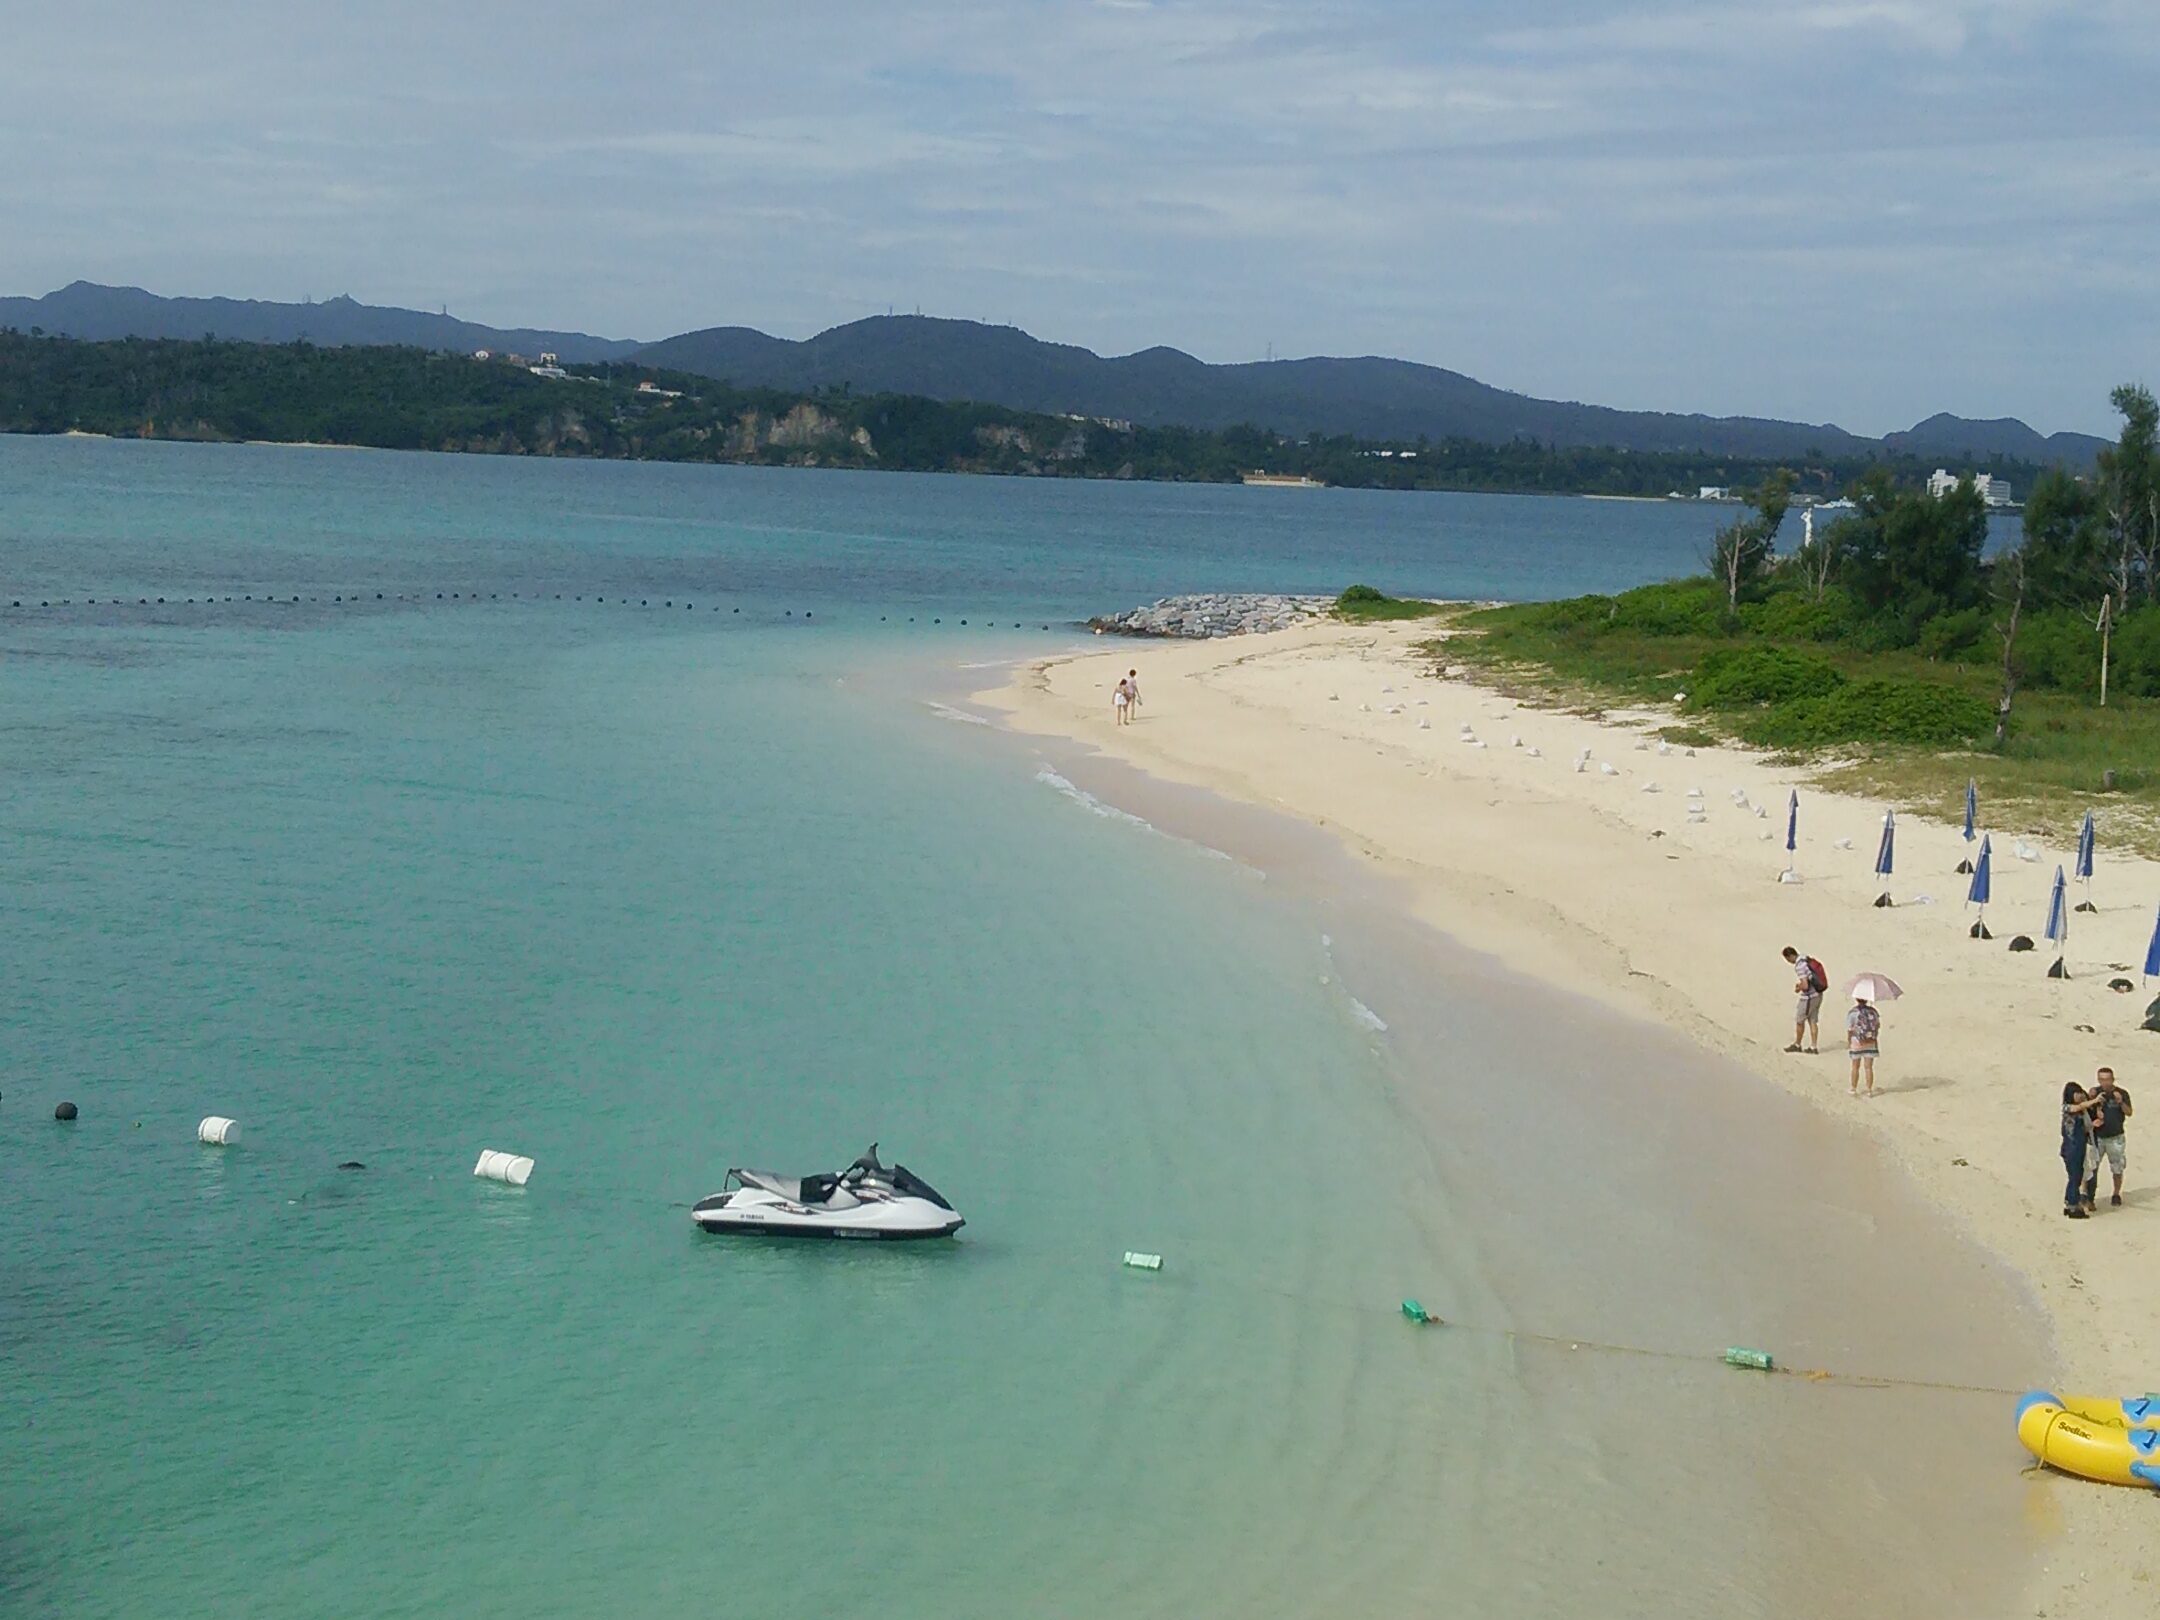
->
<box><xmin>1</xmin><ymin>440</ymin><xmax>2036</xmax><ymax>1619</ymax></box>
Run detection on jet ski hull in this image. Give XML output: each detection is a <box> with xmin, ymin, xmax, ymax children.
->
<box><xmin>690</xmin><ymin>1190</ymin><xmax>963</xmax><ymax>1241</ymax></box>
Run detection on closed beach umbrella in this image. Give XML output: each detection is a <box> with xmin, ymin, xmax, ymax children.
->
<box><xmin>1841</xmin><ymin>972</ymin><xmax>1904</xmax><ymax>1002</ymax></box>
<box><xmin>2144</xmin><ymin>904</ymin><xmax>2160</xmax><ymax>984</ymax></box>
<box><xmin>1872</xmin><ymin>810</ymin><xmax>1895</xmax><ymax>907</ymax></box>
<box><xmin>1782</xmin><ymin>790</ymin><xmax>1800</xmax><ymax>879</ymax></box>
<box><xmin>1966</xmin><ymin>834</ymin><xmax>1993</xmax><ymax>939</ymax></box>
<box><xmin>2074</xmin><ymin>811</ymin><xmax>2097</xmax><ymax>911</ymax></box>
<box><xmin>1957</xmin><ymin>779</ymin><xmax>1978</xmax><ymax>872</ymax></box>
<box><xmin>2043</xmin><ymin>864</ymin><xmax>2070</xmax><ymax>979</ymax></box>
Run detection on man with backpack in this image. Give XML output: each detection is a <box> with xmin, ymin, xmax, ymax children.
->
<box><xmin>1782</xmin><ymin>946</ymin><xmax>1828</xmax><ymax>1054</ymax></box>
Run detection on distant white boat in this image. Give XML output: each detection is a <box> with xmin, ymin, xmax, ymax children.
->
<box><xmin>1815</xmin><ymin>497</ymin><xmax>1857</xmax><ymax>511</ymax></box>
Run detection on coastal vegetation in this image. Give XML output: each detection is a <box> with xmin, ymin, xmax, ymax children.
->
<box><xmin>1446</xmin><ymin>385</ymin><xmax>2160</xmax><ymax>842</ymax></box>
<box><xmin>0</xmin><ymin>331</ymin><xmax>2058</xmax><ymax>500</ymax></box>
<box><xmin>1334</xmin><ymin>584</ymin><xmax>1446</xmax><ymax>623</ymax></box>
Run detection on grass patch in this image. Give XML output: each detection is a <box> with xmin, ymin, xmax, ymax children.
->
<box><xmin>1334</xmin><ymin>583</ymin><xmax>1446</xmax><ymax>623</ymax></box>
<box><xmin>1441</xmin><ymin>579</ymin><xmax>2160</xmax><ymax>853</ymax></box>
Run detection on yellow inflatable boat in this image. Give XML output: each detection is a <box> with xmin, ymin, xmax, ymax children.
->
<box><xmin>2015</xmin><ymin>1392</ymin><xmax>2160</xmax><ymax>1488</ymax></box>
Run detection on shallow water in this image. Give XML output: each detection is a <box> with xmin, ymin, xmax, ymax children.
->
<box><xmin>2</xmin><ymin>439</ymin><xmax>2042</xmax><ymax>1618</ymax></box>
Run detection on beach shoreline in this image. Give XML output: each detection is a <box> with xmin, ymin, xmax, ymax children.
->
<box><xmin>976</xmin><ymin>617</ymin><xmax>2157</xmax><ymax>1616</ymax></box>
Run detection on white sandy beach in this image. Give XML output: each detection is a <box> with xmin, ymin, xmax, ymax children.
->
<box><xmin>983</xmin><ymin>618</ymin><xmax>2157</xmax><ymax>1615</ymax></box>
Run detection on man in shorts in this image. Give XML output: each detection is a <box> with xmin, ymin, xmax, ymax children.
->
<box><xmin>2087</xmin><ymin>1066</ymin><xmax>2133</xmax><ymax>1209</ymax></box>
<box><xmin>1781</xmin><ymin>945</ymin><xmax>1824</xmax><ymax>1053</ymax></box>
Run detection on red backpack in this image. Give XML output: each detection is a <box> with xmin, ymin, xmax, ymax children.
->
<box><xmin>1805</xmin><ymin>956</ymin><xmax>1828</xmax><ymax>992</ymax></box>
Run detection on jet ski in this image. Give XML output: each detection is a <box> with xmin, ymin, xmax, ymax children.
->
<box><xmin>691</xmin><ymin>1144</ymin><xmax>963</xmax><ymax>1240</ymax></box>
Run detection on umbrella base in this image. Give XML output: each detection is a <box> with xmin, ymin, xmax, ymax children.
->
<box><xmin>2047</xmin><ymin>956</ymin><xmax>2070</xmax><ymax>979</ymax></box>
<box><xmin>2075</xmin><ymin>901</ymin><xmax>2098</xmax><ymax>913</ymax></box>
<box><xmin>1956</xmin><ymin>859</ymin><xmax>1974</xmax><ymax>874</ymax></box>
<box><xmin>1970</xmin><ymin>921</ymin><xmax>1993</xmax><ymax>940</ymax></box>
<box><xmin>1873</xmin><ymin>892</ymin><xmax>1894</xmax><ymax>908</ymax></box>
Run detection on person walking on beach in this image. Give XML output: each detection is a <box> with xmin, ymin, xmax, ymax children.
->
<box><xmin>1846</xmin><ymin>983</ymin><xmax>1880</xmax><ymax>1097</ymax></box>
<box><xmin>2061</xmin><ymin>1081</ymin><xmax>2097</xmax><ymax>1218</ymax></box>
<box><xmin>1126</xmin><ymin>668</ymin><xmax>1142</xmax><ymax>719</ymax></box>
<box><xmin>1781</xmin><ymin>945</ymin><xmax>1826</xmax><ymax>1053</ymax></box>
<box><xmin>1112</xmin><ymin>673</ymin><xmax>1132</xmax><ymax>726</ymax></box>
<box><xmin>2088</xmin><ymin>1066</ymin><xmax>2132</xmax><ymax>1208</ymax></box>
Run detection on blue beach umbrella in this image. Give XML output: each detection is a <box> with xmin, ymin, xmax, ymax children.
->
<box><xmin>1957</xmin><ymin>779</ymin><xmax>1978</xmax><ymax>873</ymax></box>
<box><xmin>2074</xmin><ymin>811</ymin><xmax>2097</xmax><ymax>911</ymax></box>
<box><xmin>1872</xmin><ymin>810</ymin><xmax>1895</xmax><ymax>907</ymax></box>
<box><xmin>2144</xmin><ymin>904</ymin><xmax>2160</xmax><ymax>984</ymax></box>
<box><xmin>1966</xmin><ymin>834</ymin><xmax>1993</xmax><ymax>939</ymax></box>
<box><xmin>2043</xmin><ymin>864</ymin><xmax>2070</xmax><ymax>979</ymax></box>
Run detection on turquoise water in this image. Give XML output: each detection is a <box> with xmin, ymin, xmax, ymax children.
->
<box><xmin>3</xmin><ymin>440</ymin><xmax>2037</xmax><ymax>1618</ymax></box>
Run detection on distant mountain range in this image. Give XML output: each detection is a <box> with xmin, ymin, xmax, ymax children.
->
<box><xmin>0</xmin><ymin>282</ymin><xmax>2108</xmax><ymax>467</ymax></box>
<box><xmin>0</xmin><ymin>281</ymin><xmax>639</xmax><ymax>364</ymax></box>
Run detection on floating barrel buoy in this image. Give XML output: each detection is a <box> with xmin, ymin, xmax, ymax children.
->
<box><xmin>1723</xmin><ymin>1347</ymin><xmax>1774</xmax><ymax>1371</ymax></box>
<box><xmin>473</xmin><ymin>1149</ymin><xmax>535</xmax><ymax>1186</ymax></box>
<box><xmin>55</xmin><ymin>1101</ymin><xmax>79</xmax><ymax>1121</ymax></box>
<box><xmin>1122</xmin><ymin>1251</ymin><xmax>1163</xmax><ymax>1271</ymax></box>
<box><xmin>197</xmin><ymin>1116</ymin><xmax>239</xmax><ymax>1145</ymax></box>
<box><xmin>2017</xmin><ymin>1392</ymin><xmax>2160</xmax><ymax>1487</ymax></box>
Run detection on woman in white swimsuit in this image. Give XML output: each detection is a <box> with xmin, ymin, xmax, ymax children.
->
<box><xmin>1112</xmin><ymin>677</ymin><xmax>1132</xmax><ymax>725</ymax></box>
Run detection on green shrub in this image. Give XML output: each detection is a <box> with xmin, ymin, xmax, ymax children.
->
<box><xmin>1737</xmin><ymin>679</ymin><xmax>1994</xmax><ymax>748</ymax></box>
<box><xmin>1335</xmin><ymin>585</ymin><xmax>1444</xmax><ymax>622</ymax></box>
<box><xmin>1915</xmin><ymin>606</ymin><xmax>1988</xmax><ymax>662</ymax></box>
<box><xmin>1605</xmin><ymin>577</ymin><xmax>1726</xmax><ymax>637</ymax></box>
<box><xmin>1689</xmin><ymin>646</ymin><xmax>1845</xmax><ymax>710</ymax></box>
<box><xmin>1738</xmin><ymin>587</ymin><xmax>1854</xmax><ymax>642</ymax></box>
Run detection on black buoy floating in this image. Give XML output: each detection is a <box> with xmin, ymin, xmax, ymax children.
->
<box><xmin>55</xmin><ymin>1101</ymin><xmax>79</xmax><ymax>1121</ymax></box>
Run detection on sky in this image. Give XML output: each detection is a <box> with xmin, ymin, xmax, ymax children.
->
<box><xmin>2</xmin><ymin>1</ymin><xmax>2154</xmax><ymax>437</ymax></box>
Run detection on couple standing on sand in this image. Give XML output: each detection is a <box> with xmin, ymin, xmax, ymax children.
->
<box><xmin>1780</xmin><ymin>945</ymin><xmax>1882</xmax><ymax>1096</ymax></box>
<box><xmin>2060</xmin><ymin>1068</ymin><xmax>2133</xmax><ymax>1218</ymax></box>
<box><xmin>1112</xmin><ymin>668</ymin><xmax>1142</xmax><ymax>726</ymax></box>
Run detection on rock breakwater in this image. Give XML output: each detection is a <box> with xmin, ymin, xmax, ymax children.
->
<box><xmin>1090</xmin><ymin>593</ymin><xmax>1330</xmax><ymax>639</ymax></box>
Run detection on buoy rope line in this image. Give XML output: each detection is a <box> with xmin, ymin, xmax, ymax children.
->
<box><xmin>35</xmin><ymin>1124</ymin><xmax>2035</xmax><ymax>1402</ymax></box>
<box><xmin>1198</xmin><ymin>1256</ymin><xmax>2031</xmax><ymax>1401</ymax></box>
<box><xmin>0</xmin><ymin>591</ymin><xmax>1062</xmax><ymax>631</ymax></box>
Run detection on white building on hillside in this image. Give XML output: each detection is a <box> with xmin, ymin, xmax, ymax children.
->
<box><xmin>1927</xmin><ymin>468</ymin><xmax>2014</xmax><ymax>506</ymax></box>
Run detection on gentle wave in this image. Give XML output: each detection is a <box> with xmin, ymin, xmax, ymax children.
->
<box><xmin>1347</xmin><ymin>998</ymin><xmax>1390</xmax><ymax>1033</ymax></box>
<box><xmin>924</xmin><ymin>701</ymin><xmax>992</xmax><ymax>726</ymax></box>
<box><xmin>1033</xmin><ymin>765</ymin><xmax>1157</xmax><ymax>831</ymax></box>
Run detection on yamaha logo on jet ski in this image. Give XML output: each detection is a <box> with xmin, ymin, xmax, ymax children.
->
<box><xmin>691</xmin><ymin>1145</ymin><xmax>964</xmax><ymax>1241</ymax></box>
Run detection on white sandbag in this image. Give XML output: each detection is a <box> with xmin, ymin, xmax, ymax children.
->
<box><xmin>473</xmin><ymin>1149</ymin><xmax>535</xmax><ymax>1187</ymax></box>
<box><xmin>197</xmin><ymin>1116</ymin><xmax>238</xmax><ymax>1146</ymax></box>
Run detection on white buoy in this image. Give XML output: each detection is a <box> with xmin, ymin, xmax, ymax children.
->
<box><xmin>196</xmin><ymin>1116</ymin><xmax>238</xmax><ymax>1146</ymax></box>
<box><xmin>473</xmin><ymin>1149</ymin><xmax>535</xmax><ymax>1187</ymax></box>
<box><xmin>1123</xmin><ymin>1251</ymin><xmax>1164</xmax><ymax>1271</ymax></box>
